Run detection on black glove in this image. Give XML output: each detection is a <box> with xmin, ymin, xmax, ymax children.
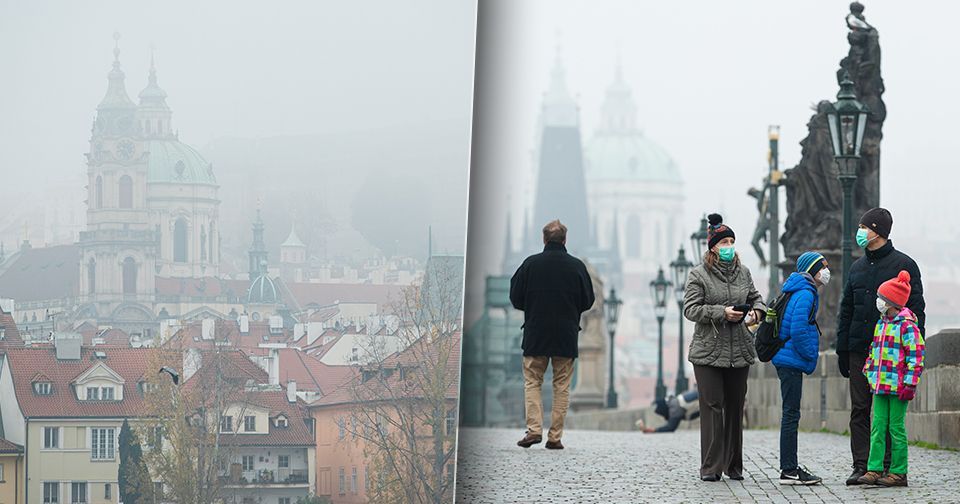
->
<box><xmin>837</xmin><ymin>351</ymin><xmax>850</xmax><ymax>378</ymax></box>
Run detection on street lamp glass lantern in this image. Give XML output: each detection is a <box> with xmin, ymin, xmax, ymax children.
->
<box><xmin>649</xmin><ymin>267</ymin><xmax>671</xmax><ymax>319</ymax></box>
<box><xmin>826</xmin><ymin>70</ymin><xmax>870</xmax><ymax>164</ymax></box>
<box><xmin>670</xmin><ymin>245</ymin><xmax>693</xmax><ymax>304</ymax></box>
<box><xmin>605</xmin><ymin>287</ymin><xmax>622</xmax><ymax>331</ymax></box>
<box><xmin>690</xmin><ymin>215</ymin><xmax>709</xmax><ymax>264</ymax></box>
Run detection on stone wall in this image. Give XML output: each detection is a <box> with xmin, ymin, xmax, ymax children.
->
<box><xmin>746</xmin><ymin>328</ymin><xmax>960</xmax><ymax>449</ymax></box>
<box><xmin>565</xmin><ymin>328</ymin><xmax>960</xmax><ymax>450</ymax></box>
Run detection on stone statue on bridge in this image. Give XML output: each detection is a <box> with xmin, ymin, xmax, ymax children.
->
<box><xmin>780</xmin><ymin>1</ymin><xmax>886</xmax><ymax>350</ymax></box>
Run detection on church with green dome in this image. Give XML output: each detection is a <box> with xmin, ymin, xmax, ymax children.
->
<box><xmin>77</xmin><ymin>33</ymin><xmax>223</xmax><ymax>328</ymax></box>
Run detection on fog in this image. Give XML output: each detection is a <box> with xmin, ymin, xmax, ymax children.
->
<box><xmin>466</xmin><ymin>0</ymin><xmax>960</xmax><ymax>329</ymax></box>
<box><xmin>0</xmin><ymin>0</ymin><xmax>476</xmax><ymax>264</ymax></box>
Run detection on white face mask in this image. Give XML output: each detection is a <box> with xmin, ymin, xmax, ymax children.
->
<box><xmin>876</xmin><ymin>297</ymin><xmax>888</xmax><ymax>314</ymax></box>
<box><xmin>817</xmin><ymin>268</ymin><xmax>831</xmax><ymax>286</ymax></box>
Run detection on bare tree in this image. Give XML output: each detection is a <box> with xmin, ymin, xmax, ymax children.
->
<box><xmin>345</xmin><ymin>257</ymin><xmax>463</xmax><ymax>504</ymax></box>
<box><xmin>140</xmin><ymin>327</ymin><xmax>263</xmax><ymax>503</ymax></box>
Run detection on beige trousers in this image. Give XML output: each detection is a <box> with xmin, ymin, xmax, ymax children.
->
<box><xmin>523</xmin><ymin>355</ymin><xmax>575</xmax><ymax>442</ymax></box>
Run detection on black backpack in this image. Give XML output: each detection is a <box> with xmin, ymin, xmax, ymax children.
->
<box><xmin>754</xmin><ymin>291</ymin><xmax>795</xmax><ymax>362</ymax></box>
<box><xmin>754</xmin><ymin>289</ymin><xmax>819</xmax><ymax>362</ymax></box>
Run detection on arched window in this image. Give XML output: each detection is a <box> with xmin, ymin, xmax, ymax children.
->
<box><xmin>173</xmin><ymin>218</ymin><xmax>188</xmax><ymax>263</ymax></box>
<box><xmin>200</xmin><ymin>225</ymin><xmax>207</xmax><ymax>262</ymax></box>
<box><xmin>122</xmin><ymin>257</ymin><xmax>137</xmax><ymax>294</ymax></box>
<box><xmin>119</xmin><ymin>175</ymin><xmax>133</xmax><ymax>209</ymax></box>
<box><xmin>87</xmin><ymin>258</ymin><xmax>96</xmax><ymax>294</ymax></box>
<box><xmin>626</xmin><ymin>214</ymin><xmax>641</xmax><ymax>258</ymax></box>
<box><xmin>158</xmin><ymin>120</ymin><xmax>162</xmax><ymax>135</ymax></box>
<box><xmin>145</xmin><ymin>120</ymin><xmax>152</xmax><ymax>135</ymax></box>
<box><xmin>95</xmin><ymin>176</ymin><xmax>103</xmax><ymax>209</ymax></box>
<box><xmin>209</xmin><ymin>221</ymin><xmax>215</xmax><ymax>263</ymax></box>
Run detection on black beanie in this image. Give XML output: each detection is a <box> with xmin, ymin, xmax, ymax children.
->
<box><xmin>707</xmin><ymin>213</ymin><xmax>736</xmax><ymax>250</ymax></box>
<box><xmin>859</xmin><ymin>207</ymin><xmax>893</xmax><ymax>239</ymax></box>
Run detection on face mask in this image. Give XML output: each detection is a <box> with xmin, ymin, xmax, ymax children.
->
<box><xmin>875</xmin><ymin>297</ymin><xmax>887</xmax><ymax>314</ymax></box>
<box><xmin>856</xmin><ymin>228</ymin><xmax>873</xmax><ymax>249</ymax></box>
<box><xmin>718</xmin><ymin>246</ymin><xmax>736</xmax><ymax>262</ymax></box>
<box><xmin>817</xmin><ymin>268</ymin><xmax>831</xmax><ymax>285</ymax></box>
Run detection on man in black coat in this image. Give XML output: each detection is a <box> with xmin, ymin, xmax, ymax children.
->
<box><xmin>510</xmin><ymin>219</ymin><xmax>595</xmax><ymax>450</ymax></box>
<box><xmin>836</xmin><ymin>207</ymin><xmax>925</xmax><ymax>485</ymax></box>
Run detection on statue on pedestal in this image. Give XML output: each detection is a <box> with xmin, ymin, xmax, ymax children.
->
<box><xmin>781</xmin><ymin>2</ymin><xmax>885</xmax><ymax>349</ymax></box>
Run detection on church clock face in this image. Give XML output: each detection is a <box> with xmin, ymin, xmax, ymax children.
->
<box><xmin>116</xmin><ymin>139</ymin><xmax>135</xmax><ymax>161</ymax></box>
<box><xmin>116</xmin><ymin>116</ymin><xmax>133</xmax><ymax>133</ymax></box>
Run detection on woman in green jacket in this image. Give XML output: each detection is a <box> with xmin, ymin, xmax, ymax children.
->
<box><xmin>683</xmin><ymin>214</ymin><xmax>765</xmax><ymax>482</ymax></box>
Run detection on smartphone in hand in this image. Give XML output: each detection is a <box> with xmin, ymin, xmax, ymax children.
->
<box><xmin>733</xmin><ymin>303</ymin><xmax>752</xmax><ymax>323</ymax></box>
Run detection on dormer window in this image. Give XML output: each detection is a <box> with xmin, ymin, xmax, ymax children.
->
<box><xmin>85</xmin><ymin>386</ymin><xmax>116</xmax><ymax>401</ymax></box>
<box><xmin>275</xmin><ymin>415</ymin><xmax>289</xmax><ymax>429</ymax></box>
<box><xmin>34</xmin><ymin>382</ymin><xmax>52</xmax><ymax>395</ymax></box>
<box><xmin>87</xmin><ymin>388</ymin><xmax>100</xmax><ymax>400</ymax></box>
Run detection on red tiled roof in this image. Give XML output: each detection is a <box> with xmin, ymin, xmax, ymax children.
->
<box><xmin>310</xmin><ymin>332</ymin><xmax>461</xmax><ymax>408</ymax></box>
<box><xmin>181</xmin><ymin>349</ymin><xmax>268</xmax><ymax>391</ymax></box>
<box><xmin>169</xmin><ymin>320</ymin><xmax>296</xmax><ymax>352</ymax></box>
<box><xmin>283</xmin><ymin>282</ymin><xmax>403</xmax><ymax>311</ymax></box>
<box><xmin>218</xmin><ymin>391</ymin><xmax>314</xmax><ymax>447</ymax></box>
<box><xmin>0</xmin><ymin>310</ymin><xmax>24</xmax><ymax>347</ymax></box>
<box><xmin>154</xmin><ymin>276</ymin><xmax>249</xmax><ymax>299</ymax></box>
<box><xmin>276</xmin><ymin>348</ymin><xmax>353</xmax><ymax>395</ymax></box>
<box><xmin>3</xmin><ymin>347</ymin><xmax>154</xmax><ymax>418</ymax></box>
<box><xmin>0</xmin><ymin>245</ymin><xmax>80</xmax><ymax>302</ymax></box>
<box><xmin>0</xmin><ymin>437</ymin><xmax>22</xmax><ymax>453</ymax></box>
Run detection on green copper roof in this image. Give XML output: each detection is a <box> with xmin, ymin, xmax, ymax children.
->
<box><xmin>147</xmin><ymin>140</ymin><xmax>217</xmax><ymax>185</ymax></box>
<box><xmin>584</xmin><ymin>132</ymin><xmax>682</xmax><ymax>184</ymax></box>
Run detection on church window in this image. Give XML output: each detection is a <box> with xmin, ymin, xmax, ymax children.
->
<box><xmin>174</xmin><ymin>218</ymin><xmax>188</xmax><ymax>263</ymax></box>
<box><xmin>145</xmin><ymin>120</ymin><xmax>152</xmax><ymax>135</ymax></box>
<box><xmin>158</xmin><ymin>120</ymin><xmax>163</xmax><ymax>134</ymax></box>
<box><xmin>200</xmin><ymin>225</ymin><xmax>207</xmax><ymax>261</ymax></box>
<box><xmin>96</xmin><ymin>176</ymin><xmax>103</xmax><ymax>209</ymax></box>
<box><xmin>119</xmin><ymin>175</ymin><xmax>133</xmax><ymax>209</ymax></box>
<box><xmin>626</xmin><ymin>214</ymin><xmax>641</xmax><ymax>258</ymax></box>
<box><xmin>88</xmin><ymin>258</ymin><xmax>96</xmax><ymax>294</ymax></box>
<box><xmin>122</xmin><ymin>257</ymin><xmax>137</xmax><ymax>294</ymax></box>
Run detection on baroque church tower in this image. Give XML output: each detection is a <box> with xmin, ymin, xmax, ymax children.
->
<box><xmin>79</xmin><ymin>33</ymin><xmax>158</xmax><ymax>323</ymax></box>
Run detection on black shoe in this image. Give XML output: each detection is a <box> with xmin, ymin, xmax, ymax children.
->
<box><xmin>846</xmin><ymin>467</ymin><xmax>866</xmax><ymax>486</ymax></box>
<box><xmin>780</xmin><ymin>467</ymin><xmax>822</xmax><ymax>486</ymax></box>
<box><xmin>726</xmin><ymin>473</ymin><xmax>744</xmax><ymax>481</ymax></box>
<box><xmin>701</xmin><ymin>474</ymin><xmax>722</xmax><ymax>482</ymax></box>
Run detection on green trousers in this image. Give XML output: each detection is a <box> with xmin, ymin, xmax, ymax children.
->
<box><xmin>868</xmin><ymin>394</ymin><xmax>909</xmax><ymax>474</ymax></box>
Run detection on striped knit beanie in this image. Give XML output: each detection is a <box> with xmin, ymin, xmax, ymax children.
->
<box><xmin>707</xmin><ymin>214</ymin><xmax>735</xmax><ymax>250</ymax></box>
<box><xmin>796</xmin><ymin>251</ymin><xmax>827</xmax><ymax>277</ymax></box>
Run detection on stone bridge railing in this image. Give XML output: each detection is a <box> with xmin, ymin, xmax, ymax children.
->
<box><xmin>566</xmin><ymin>329</ymin><xmax>959</xmax><ymax>449</ymax></box>
<box><xmin>745</xmin><ymin>328</ymin><xmax>960</xmax><ymax>449</ymax></box>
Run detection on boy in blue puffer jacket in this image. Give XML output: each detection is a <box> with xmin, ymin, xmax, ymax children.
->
<box><xmin>773</xmin><ymin>251</ymin><xmax>829</xmax><ymax>485</ymax></box>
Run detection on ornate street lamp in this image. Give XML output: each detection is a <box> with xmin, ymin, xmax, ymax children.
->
<box><xmin>825</xmin><ymin>70</ymin><xmax>870</xmax><ymax>281</ymax></box>
<box><xmin>604</xmin><ymin>287</ymin><xmax>622</xmax><ymax>409</ymax></box>
<box><xmin>690</xmin><ymin>215</ymin><xmax>709</xmax><ymax>265</ymax></box>
<box><xmin>669</xmin><ymin>246</ymin><xmax>694</xmax><ymax>394</ymax></box>
<box><xmin>649</xmin><ymin>268</ymin><xmax>672</xmax><ymax>402</ymax></box>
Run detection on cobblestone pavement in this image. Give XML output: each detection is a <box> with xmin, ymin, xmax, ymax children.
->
<box><xmin>454</xmin><ymin>428</ymin><xmax>960</xmax><ymax>503</ymax></box>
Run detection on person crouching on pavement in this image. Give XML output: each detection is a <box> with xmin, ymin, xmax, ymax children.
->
<box><xmin>636</xmin><ymin>389</ymin><xmax>700</xmax><ymax>433</ymax></box>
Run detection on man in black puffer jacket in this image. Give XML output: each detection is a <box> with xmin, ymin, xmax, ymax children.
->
<box><xmin>836</xmin><ymin>207</ymin><xmax>925</xmax><ymax>485</ymax></box>
<box><xmin>510</xmin><ymin>219</ymin><xmax>595</xmax><ymax>450</ymax></box>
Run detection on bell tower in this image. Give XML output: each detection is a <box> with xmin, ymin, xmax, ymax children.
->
<box><xmin>79</xmin><ymin>33</ymin><xmax>157</xmax><ymax>325</ymax></box>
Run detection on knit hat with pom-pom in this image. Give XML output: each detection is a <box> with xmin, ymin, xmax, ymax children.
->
<box><xmin>707</xmin><ymin>213</ymin><xmax>736</xmax><ymax>251</ymax></box>
<box><xmin>878</xmin><ymin>270</ymin><xmax>912</xmax><ymax>309</ymax></box>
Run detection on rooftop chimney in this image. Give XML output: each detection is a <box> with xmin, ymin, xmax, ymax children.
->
<box><xmin>269</xmin><ymin>348</ymin><xmax>280</xmax><ymax>386</ymax></box>
<box><xmin>54</xmin><ymin>332</ymin><xmax>82</xmax><ymax>360</ymax></box>
<box><xmin>286</xmin><ymin>380</ymin><xmax>297</xmax><ymax>403</ymax></box>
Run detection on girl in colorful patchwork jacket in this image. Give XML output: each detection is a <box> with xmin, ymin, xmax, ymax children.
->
<box><xmin>857</xmin><ymin>270</ymin><xmax>925</xmax><ymax>488</ymax></box>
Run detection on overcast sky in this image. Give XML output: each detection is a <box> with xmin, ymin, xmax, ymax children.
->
<box><xmin>465</xmin><ymin>0</ymin><xmax>960</xmax><ymax>322</ymax></box>
<box><xmin>0</xmin><ymin>0</ymin><xmax>476</xmax><ymax>256</ymax></box>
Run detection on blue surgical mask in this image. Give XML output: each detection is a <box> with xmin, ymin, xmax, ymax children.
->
<box><xmin>718</xmin><ymin>246</ymin><xmax>736</xmax><ymax>262</ymax></box>
<box><xmin>856</xmin><ymin>228</ymin><xmax>872</xmax><ymax>248</ymax></box>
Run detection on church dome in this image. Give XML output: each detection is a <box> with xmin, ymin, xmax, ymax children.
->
<box><xmin>147</xmin><ymin>140</ymin><xmax>217</xmax><ymax>185</ymax></box>
<box><xmin>584</xmin><ymin>64</ymin><xmax>682</xmax><ymax>184</ymax></box>
<box><xmin>247</xmin><ymin>273</ymin><xmax>280</xmax><ymax>304</ymax></box>
<box><xmin>585</xmin><ymin>133</ymin><xmax>682</xmax><ymax>184</ymax></box>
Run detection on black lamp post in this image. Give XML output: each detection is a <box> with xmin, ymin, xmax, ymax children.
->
<box><xmin>669</xmin><ymin>246</ymin><xmax>694</xmax><ymax>394</ymax></box>
<box><xmin>604</xmin><ymin>287</ymin><xmax>623</xmax><ymax>409</ymax></box>
<box><xmin>690</xmin><ymin>215</ymin><xmax>709</xmax><ymax>265</ymax></box>
<box><xmin>649</xmin><ymin>268</ymin><xmax>671</xmax><ymax>402</ymax></box>
<box><xmin>825</xmin><ymin>70</ymin><xmax>870</xmax><ymax>282</ymax></box>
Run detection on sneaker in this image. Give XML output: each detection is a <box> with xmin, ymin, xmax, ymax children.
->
<box><xmin>877</xmin><ymin>473</ymin><xmax>908</xmax><ymax>487</ymax></box>
<box><xmin>846</xmin><ymin>467</ymin><xmax>867</xmax><ymax>486</ymax></box>
<box><xmin>857</xmin><ymin>471</ymin><xmax>882</xmax><ymax>485</ymax></box>
<box><xmin>780</xmin><ymin>467</ymin><xmax>822</xmax><ymax>486</ymax></box>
